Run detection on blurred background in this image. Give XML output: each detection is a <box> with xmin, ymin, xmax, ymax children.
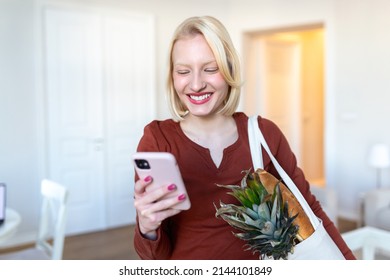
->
<box><xmin>1</xmin><ymin>0</ymin><xmax>390</xmax><ymax>258</ymax></box>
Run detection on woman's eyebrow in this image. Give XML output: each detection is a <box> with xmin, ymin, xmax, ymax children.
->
<box><xmin>173</xmin><ymin>60</ymin><xmax>217</xmax><ymax>67</ymax></box>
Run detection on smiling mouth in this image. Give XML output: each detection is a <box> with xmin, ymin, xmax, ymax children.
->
<box><xmin>189</xmin><ymin>93</ymin><xmax>211</xmax><ymax>102</ymax></box>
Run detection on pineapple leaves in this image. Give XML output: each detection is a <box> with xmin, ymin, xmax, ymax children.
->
<box><xmin>217</xmin><ymin>169</ymin><xmax>270</xmax><ymax>209</ymax></box>
<box><xmin>215</xmin><ymin>169</ymin><xmax>300</xmax><ymax>260</ymax></box>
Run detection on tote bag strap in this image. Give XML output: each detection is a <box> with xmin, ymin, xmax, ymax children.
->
<box><xmin>248</xmin><ymin>115</ymin><xmax>264</xmax><ymax>169</ymax></box>
<box><xmin>248</xmin><ymin>115</ymin><xmax>319</xmax><ymax>228</ymax></box>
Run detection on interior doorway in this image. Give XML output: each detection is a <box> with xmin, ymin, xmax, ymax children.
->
<box><xmin>243</xmin><ymin>24</ymin><xmax>325</xmax><ymax>186</ymax></box>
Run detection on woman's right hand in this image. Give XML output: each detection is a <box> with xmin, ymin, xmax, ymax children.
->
<box><xmin>133</xmin><ymin>176</ymin><xmax>187</xmax><ymax>240</ymax></box>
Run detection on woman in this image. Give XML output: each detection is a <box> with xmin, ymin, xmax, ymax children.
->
<box><xmin>133</xmin><ymin>16</ymin><xmax>355</xmax><ymax>260</ymax></box>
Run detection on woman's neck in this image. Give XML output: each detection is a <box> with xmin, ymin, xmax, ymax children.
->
<box><xmin>180</xmin><ymin>114</ymin><xmax>233</xmax><ymax>136</ymax></box>
<box><xmin>179</xmin><ymin>114</ymin><xmax>238</xmax><ymax>167</ymax></box>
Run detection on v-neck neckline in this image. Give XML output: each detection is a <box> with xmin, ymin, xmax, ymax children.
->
<box><xmin>174</xmin><ymin>113</ymin><xmax>245</xmax><ymax>171</ymax></box>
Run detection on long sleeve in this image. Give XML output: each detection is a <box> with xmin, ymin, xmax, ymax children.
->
<box><xmin>133</xmin><ymin>217</ymin><xmax>173</xmax><ymax>259</ymax></box>
<box><xmin>133</xmin><ymin>122</ymin><xmax>175</xmax><ymax>259</ymax></box>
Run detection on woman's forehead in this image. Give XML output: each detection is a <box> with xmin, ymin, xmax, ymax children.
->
<box><xmin>172</xmin><ymin>34</ymin><xmax>216</xmax><ymax>63</ymax></box>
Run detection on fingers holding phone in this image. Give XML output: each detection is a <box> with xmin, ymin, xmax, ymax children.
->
<box><xmin>134</xmin><ymin>176</ymin><xmax>187</xmax><ymax>210</ymax></box>
<box><xmin>132</xmin><ymin>152</ymin><xmax>191</xmax><ymax>211</ymax></box>
<box><xmin>133</xmin><ymin>176</ymin><xmax>185</xmax><ymax>239</ymax></box>
<box><xmin>133</xmin><ymin>175</ymin><xmax>153</xmax><ymax>198</ymax></box>
<box><xmin>132</xmin><ymin>152</ymin><xmax>191</xmax><ymax>239</ymax></box>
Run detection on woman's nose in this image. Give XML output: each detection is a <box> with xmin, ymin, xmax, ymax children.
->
<box><xmin>189</xmin><ymin>73</ymin><xmax>206</xmax><ymax>92</ymax></box>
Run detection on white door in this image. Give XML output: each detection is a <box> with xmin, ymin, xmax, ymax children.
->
<box><xmin>44</xmin><ymin>7</ymin><xmax>155</xmax><ymax>235</ymax></box>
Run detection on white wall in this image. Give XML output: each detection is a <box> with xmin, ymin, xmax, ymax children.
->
<box><xmin>0</xmin><ymin>0</ymin><xmax>41</xmax><ymax>239</ymax></box>
<box><xmin>1</xmin><ymin>0</ymin><xmax>390</xmax><ymax>246</ymax></box>
<box><xmin>331</xmin><ymin>0</ymin><xmax>390</xmax><ymax>218</ymax></box>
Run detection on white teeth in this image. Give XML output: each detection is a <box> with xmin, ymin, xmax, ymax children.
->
<box><xmin>190</xmin><ymin>94</ymin><xmax>211</xmax><ymax>101</ymax></box>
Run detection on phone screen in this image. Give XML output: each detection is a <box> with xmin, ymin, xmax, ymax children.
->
<box><xmin>0</xmin><ymin>183</ymin><xmax>5</xmax><ymax>223</ymax></box>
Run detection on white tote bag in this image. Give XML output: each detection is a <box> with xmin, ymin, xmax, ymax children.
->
<box><xmin>248</xmin><ymin>116</ymin><xmax>345</xmax><ymax>260</ymax></box>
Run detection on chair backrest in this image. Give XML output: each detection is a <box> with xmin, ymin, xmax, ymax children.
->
<box><xmin>36</xmin><ymin>179</ymin><xmax>69</xmax><ymax>260</ymax></box>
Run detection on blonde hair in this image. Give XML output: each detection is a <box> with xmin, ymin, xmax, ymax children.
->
<box><xmin>167</xmin><ymin>16</ymin><xmax>242</xmax><ymax>121</ymax></box>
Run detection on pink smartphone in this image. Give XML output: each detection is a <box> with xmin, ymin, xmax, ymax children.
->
<box><xmin>132</xmin><ymin>152</ymin><xmax>191</xmax><ymax>210</ymax></box>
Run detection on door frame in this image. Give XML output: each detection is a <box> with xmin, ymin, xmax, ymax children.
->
<box><xmin>242</xmin><ymin>23</ymin><xmax>325</xmax><ymax>185</ymax></box>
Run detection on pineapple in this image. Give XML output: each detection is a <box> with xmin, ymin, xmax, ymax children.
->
<box><xmin>253</xmin><ymin>168</ymin><xmax>314</xmax><ymax>240</ymax></box>
<box><xmin>215</xmin><ymin>168</ymin><xmax>314</xmax><ymax>260</ymax></box>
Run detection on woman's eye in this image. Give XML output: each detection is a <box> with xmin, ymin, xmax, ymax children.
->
<box><xmin>205</xmin><ymin>67</ymin><xmax>218</xmax><ymax>73</ymax></box>
<box><xmin>176</xmin><ymin>70</ymin><xmax>190</xmax><ymax>75</ymax></box>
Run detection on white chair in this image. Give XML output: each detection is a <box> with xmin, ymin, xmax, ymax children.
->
<box><xmin>342</xmin><ymin>226</ymin><xmax>390</xmax><ymax>260</ymax></box>
<box><xmin>0</xmin><ymin>179</ymin><xmax>69</xmax><ymax>260</ymax></box>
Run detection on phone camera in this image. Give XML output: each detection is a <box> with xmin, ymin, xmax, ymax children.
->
<box><xmin>134</xmin><ymin>159</ymin><xmax>150</xmax><ymax>169</ymax></box>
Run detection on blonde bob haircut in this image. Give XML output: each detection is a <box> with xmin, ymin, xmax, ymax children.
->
<box><xmin>167</xmin><ymin>16</ymin><xmax>242</xmax><ymax>121</ymax></box>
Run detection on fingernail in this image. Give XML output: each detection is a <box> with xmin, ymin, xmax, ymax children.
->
<box><xmin>178</xmin><ymin>194</ymin><xmax>186</xmax><ymax>201</ymax></box>
<box><xmin>144</xmin><ymin>176</ymin><xmax>152</xmax><ymax>183</ymax></box>
<box><xmin>167</xmin><ymin>184</ymin><xmax>176</xmax><ymax>191</ymax></box>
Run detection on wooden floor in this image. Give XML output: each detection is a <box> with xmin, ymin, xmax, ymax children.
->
<box><xmin>1</xmin><ymin>218</ymin><xmax>357</xmax><ymax>260</ymax></box>
<box><xmin>0</xmin><ymin>224</ymin><xmax>140</xmax><ymax>260</ymax></box>
<box><xmin>62</xmin><ymin>224</ymin><xmax>140</xmax><ymax>260</ymax></box>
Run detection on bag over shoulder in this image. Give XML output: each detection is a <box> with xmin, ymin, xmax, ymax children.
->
<box><xmin>247</xmin><ymin>115</ymin><xmax>345</xmax><ymax>260</ymax></box>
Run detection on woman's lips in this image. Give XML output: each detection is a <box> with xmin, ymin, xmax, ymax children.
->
<box><xmin>187</xmin><ymin>93</ymin><xmax>212</xmax><ymax>104</ymax></box>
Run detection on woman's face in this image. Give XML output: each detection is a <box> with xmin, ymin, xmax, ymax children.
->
<box><xmin>172</xmin><ymin>34</ymin><xmax>229</xmax><ymax>118</ymax></box>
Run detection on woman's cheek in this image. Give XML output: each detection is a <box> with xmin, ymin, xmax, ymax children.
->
<box><xmin>173</xmin><ymin>76</ymin><xmax>188</xmax><ymax>93</ymax></box>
